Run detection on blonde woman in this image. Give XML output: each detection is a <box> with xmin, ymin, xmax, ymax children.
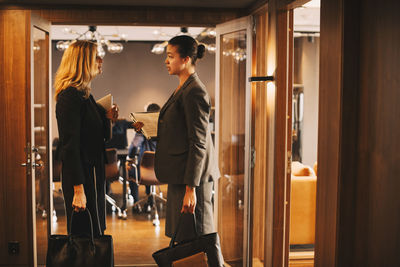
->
<box><xmin>55</xmin><ymin>40</ymin><xmax>118</xmax><ymax>236</ymax></box>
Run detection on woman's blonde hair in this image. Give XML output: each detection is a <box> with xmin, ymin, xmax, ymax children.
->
<box><xmin>54</xmin><ymin>40</ymin><xmax>99</xmax><ymax>100</ymax></box>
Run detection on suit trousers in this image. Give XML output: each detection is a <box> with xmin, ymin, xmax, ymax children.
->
<box><xmin>165</xmin><ymin>181</ymin><xmax>215</xmax><ymax>242</ymax></box>
<box><xmin>62</xmin><ymin>159</ymin><xmax>106</xmax><ymax>237</ymax></box>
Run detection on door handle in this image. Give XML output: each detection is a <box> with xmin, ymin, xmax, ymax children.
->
<box><xmin>21</xmin><ymin>159</ymin><xmax>31</xmax><ymax>167</ymax></box>
<box><xmin>32</xmin><ymin>162</ymin><xmax>43</xmax><ymax>168</ymax></box>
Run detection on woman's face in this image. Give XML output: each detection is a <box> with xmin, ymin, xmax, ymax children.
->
<box><xmin>95</xmin><ymin>55</ymin><xmax>103</xmax><ymax>75</ymax></box>
<box><xmin>165</xmin><ymin>44</ymin><xmax>186</xmax><ymax>75</ymax></box>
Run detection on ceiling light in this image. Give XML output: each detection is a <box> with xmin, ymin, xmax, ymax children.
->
<box><xmin>151</xmin><ymin>27</ymin><xmax>216</xmax><ymax>55</ymax></box>
<box><xmin>56</xmin><ymin>25</ymin><xmax>126</xmax><ymax>57</ymax></box>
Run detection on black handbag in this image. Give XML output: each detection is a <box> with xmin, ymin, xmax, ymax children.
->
<box><xmin>46</xmin><ymin>209</ymin><xmax>114</xmax><ymax>267</ymax></box>
<box><xmin>152</xmin><ymin>213</ymin><xmax>224</xmax><ymax>267</ymax></box>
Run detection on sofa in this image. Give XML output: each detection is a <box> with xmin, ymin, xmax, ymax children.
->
<box><xmin>289</xmin><ymin>161</ymin><xmax>317</xmax><ymax>245</ymax></box>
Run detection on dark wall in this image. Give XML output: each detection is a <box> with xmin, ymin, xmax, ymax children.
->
<box><xmin>350</xmin><ymin>0</ymin><xmax>400</xmax><ymax>265</ymax></box>
<box><xmin>316</xmin><ymin>0</ymin><xmax>400</xmax><ymax>266</ymax></box>
<box><xmin>51</xmin><ymin>40</ymin><xmax>215</xmax><ymax>137</ymax></box>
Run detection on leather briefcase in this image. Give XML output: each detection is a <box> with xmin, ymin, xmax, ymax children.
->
<box><xmin>152</xmin><ymin>214</ymin><xmax>223</xmax><ymax>267</ymax></box>
<box><xmin>46</xmin><ymin>209</ymin><xmax>114</xmax><ymax>267</ymax></box>
<box><xmin>172</xmin><ymin>252</ymin><xmax>208</xmax><ymax>267</ymax></box>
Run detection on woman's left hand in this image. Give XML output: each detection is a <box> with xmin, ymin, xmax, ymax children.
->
<box><xmin>106</xmin><ymin>104</ymin><xmax>119</xmax><ymax>122</ymax></box>
<box><xmin>181</xmin><ymin>186</ymin><xmax>196</xmax><ymax>214</ymax></box>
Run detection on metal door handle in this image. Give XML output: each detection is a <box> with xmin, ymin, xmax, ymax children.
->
<box><xmin>21</xmin><ymin>159</ymin><xmax>31</xmax><ymax>167</ymax></box>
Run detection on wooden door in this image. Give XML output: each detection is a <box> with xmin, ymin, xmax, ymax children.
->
<box><xmin>215</xmin><ymin>16</ymin><xmax>253</xmax><ymax>267</ymax></box>
<box><xmin>250</xmin><ymin>1</ymin><xmax>294</xmax><ymax>266</ymax></box>
<box><xmin>0</xmin><ymin>10</ymin><xmax>50</xmax><ymax>267</ymax></box>
<box><xmin>0</xmin><ymin>9</ymin><xmax>32</xmax><ymax>266</ymax></box>
<box><xmin>249</xmin><ymin>9</ymin><xmax>273</xmax><ymax>267</ymax></box>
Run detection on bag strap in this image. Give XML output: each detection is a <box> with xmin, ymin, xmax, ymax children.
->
<box><xmin>169</xmin><ymin>213</ymin><xmax>198</xmax><ymax>247</ymax></box>
<box><xmin>68</xmin><ymin>209</ymin><xmax>95</xmax><ymax>246</ymax></box>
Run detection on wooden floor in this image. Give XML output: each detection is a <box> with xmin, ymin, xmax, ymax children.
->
<box><xmin>36</xmin><ymin>181</ymin><xmax>314</xmax><ymax>267</ymax></box>
<box><xmin>289</xmin><ymin>251</ymin><xmax>314</xmax><ymax>267</ymax></box>
<box><xmin>251</xmin><ymin>253</ymin><xmax>314</xmax><ymax>267</ymax></box>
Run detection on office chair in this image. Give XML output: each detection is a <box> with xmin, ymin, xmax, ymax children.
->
<box><xmin>128</xmin><ymin>151</ymin><xmax>167</xmax><ymax>226</ymax></box>
<box><xmin>104</xmin><ymin>148</ymin><xmax>125</xmax><ymax>219</ymax></box>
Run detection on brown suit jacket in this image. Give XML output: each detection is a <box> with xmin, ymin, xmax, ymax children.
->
<box><xmin>154</xmin><ymin>73</ymin><xmax>220</xmax><ymax>187</ymax></box>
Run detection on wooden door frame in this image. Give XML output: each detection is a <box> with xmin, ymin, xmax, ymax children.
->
<box><xmin>315</xmin><ymin>0</ymin><xmax>355</xmax><ymax>266</ymax></box>
<box><xmin>266</xmin><ymin>0</ymin><xmax>350</xmax><ymax>266</ymax></box>
<box><xmin>250</xmin><ymin>2</ymin><xmax>293</xmax><ymax>266</ymax></box>
<box><xmin>262</xmin><ymin>1</ymin><xmax>292</xmax><ymax>266</ymax></box>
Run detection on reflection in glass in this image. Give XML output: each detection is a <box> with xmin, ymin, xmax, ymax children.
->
<box><xmin>292</xmin><ymin>85</ymin><xmax>304</xmax><ymax>162</ymax></box>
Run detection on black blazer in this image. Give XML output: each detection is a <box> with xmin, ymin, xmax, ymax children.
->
<box><xmin>155</xmin><ymin>73</ymin><xmax>220</xmax><ymax>187</ymax></box>
<box><xmin>56</xmin><ymin>87</ymin><xmax>111</xmax><ymax>186</ymax></box>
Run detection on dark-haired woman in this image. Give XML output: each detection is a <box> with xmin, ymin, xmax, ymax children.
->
<box><xmin>134</xmin><ymin>36</ymin><xmax>223</xmax><ymax>264</ymax></box>
<box><xmin>155</xmin><ymin>35</ymin><xmax>223</xmax><ymax>262</ymax></box>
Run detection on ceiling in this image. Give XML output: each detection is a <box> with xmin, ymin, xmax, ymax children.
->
<box><xmin>51</xmin><ymin>26</ymin><xmax>207</xmax><ymax>41</ymax></box>
<box><xmin>1</xmin><ymin>0</ymin><xmax>259</xmax><ymax>9</ymax></box>
<box><xmin>303</xmin><ymin>0</ymin><xmax>320</xmax><ymax>8</ymax></box>
<box><xmin>293</xmin><ymin>6</ymin><xmax>320</xmax><ymax>33</ymax></box>
<box><xmin>50</xmin><ymin>0</ymin><xmax>320</xmax><ymax>41</ymax></box>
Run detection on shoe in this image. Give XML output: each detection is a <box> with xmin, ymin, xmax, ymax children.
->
<box><xmin>143</xmin><ymin>203</ymin><xmax>152</xmax><ymax>213</ymax></box>
<box><xmin>132</xmin><ymin>205</ymin><xmax>142</xmax><ymax>214</ymax></box>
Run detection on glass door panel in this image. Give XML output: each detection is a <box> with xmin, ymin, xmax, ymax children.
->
<box><xmin>217</xmin><ymin>29</ymin><xmax>248</xmax><ymax>267</ymax></box>
<box><xmin>32</xmin><ymin>26</ymin><xmax>50</xmax><ymax>266</ymax></box>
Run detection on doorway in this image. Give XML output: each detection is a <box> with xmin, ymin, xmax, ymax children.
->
<box><xmin>48</xmin><ymin>25</ymin><xmax>217</xmax><ymax>265</ymax></box>
<box><xmin>288</xmin><ymin>1</ymin><xmax>320</xmax><ymax>266</ymax></box>
<box><xmin>42</xmin><ymin>7</ymin><xmax>320</xmax><ymax>267</ymax></box>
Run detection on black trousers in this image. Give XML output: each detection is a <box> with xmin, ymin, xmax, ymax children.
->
<box><xmin>165</xmin><ymin>181</ymin><xmax>215</xmax><ymax>241</ymax></box>
<box><xmin>62</xmin><ymin>159</ymin><xmax>106</xmax><ymax>237</ymax></box>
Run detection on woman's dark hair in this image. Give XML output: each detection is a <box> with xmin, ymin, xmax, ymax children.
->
<box><xmin>146</xmin><ymin>103</ymin><xmax>161</xmax><ymax>112</ymax></box>
<box><xmin>168</xmin><ymin>35</ymin><xmax>205</xmax><ymax>65</ymax></box>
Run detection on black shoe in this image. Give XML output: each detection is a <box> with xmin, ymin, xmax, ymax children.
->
<box><xmin>143</xmin><ymin>203</ymin><xmax>152</xmax><ymax>213</ymax></box>
<box><xmin>132</xmin><ymin>205</ymin><xmax>142</xmax><ymax>214</ymax></box>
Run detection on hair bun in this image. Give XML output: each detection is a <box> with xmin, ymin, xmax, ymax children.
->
<box><xmin>197</xmin><ymin>44</ymin><xmax>205</xmax><ymax>59</ymax></box>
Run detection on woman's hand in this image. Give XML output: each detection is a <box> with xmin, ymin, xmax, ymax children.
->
<box><xmin>72</xmin><ymin>184</ymin><xmax>87</xmax><ymax>212</ymax></box>
<box><xmin>106</xmin><ymin>104</ymin><xmax>119</xmax><ymax>123</ymax></box>
<box><xmin>181</xmin><ymin>186</ymin><xmax>196</xmax><ymax>214</ymax></box>
<box><xmin>132</xmin><ymin>121</ymin><xmax>144</xmax><ymax>133</ymax></box>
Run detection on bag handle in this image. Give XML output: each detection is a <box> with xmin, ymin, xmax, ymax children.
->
<box><xmin>68</xmin><ymin>209</ymin><xmax>95</xmax><ymax>246</ymax></box>
<box><xmin>169</xmin><ymin>213</ymin><xmax>198</xmax><ymax>247</ymax></box>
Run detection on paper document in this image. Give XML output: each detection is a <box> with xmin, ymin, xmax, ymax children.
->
<box><xmin>96</xmin><ymin>94</ymin><xmax>113</xmax><ymax>111</ymax></box>
<box><xmin>129</xmin><ymin>112</ymin><xmax>159</xmax><ymax>140</ymax></box>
